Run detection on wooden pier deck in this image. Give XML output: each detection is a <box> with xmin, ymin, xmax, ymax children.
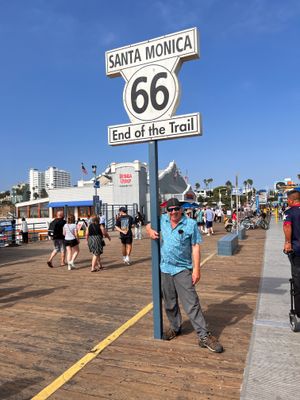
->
<box><xmin>0</xmin><ymin>224</ymin><xmax>265</xmax><ymax>400</ymax></box>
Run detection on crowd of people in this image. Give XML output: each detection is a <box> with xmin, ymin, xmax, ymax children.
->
<box><xmin>46</xmin><ymin>208</ymin><xmax>144</xmax><ymax>272</ymax></box>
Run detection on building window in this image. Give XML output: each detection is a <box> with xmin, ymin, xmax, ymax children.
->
<box><xmin>78</xmin><ymin>206</ymin><xmax>91</xmax><ymax>218</ymax></box>
<box><xmin>40</xmin><ymin>203</ymin><xmax>49</xmax><ymax>218</ymax></box>
<box><xmin>29</xmin><ymin>205</ymin><xmax>38</xmax><ymax>218</ymax></box>
<box><xmin>18</xmin><ymin>206</ymin><xmax>28</xmax><ymax>218</ymax></box>
<box><xmin>52</xmin><ymin>207</ymin><xmax>64</xmax><ymax>216</ymax></box>
<box><xmin>65</xmin><ymin>207</ymin><xmax>75</xmax><ymax>217</ymax></box>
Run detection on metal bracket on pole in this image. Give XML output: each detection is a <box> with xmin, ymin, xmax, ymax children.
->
<box><xmin>148</xmin><ymin>141</ymin><xmax>163</xmax><ymax>339</ymax></box>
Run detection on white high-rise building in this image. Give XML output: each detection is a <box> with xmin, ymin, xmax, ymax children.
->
<box><xmin>45</xmin><ymin>166</ymin><xmax>71</xmax><ymax>190</ymax></box>
<box><xmin>29</xmin><ymin>167</ymin><xmax>71</xmax><ymax>200</ymax></box>
<box><xmin>29</xmin><ymin>169</ymin><xmax>45</xmax><ymax>200</ymax></box>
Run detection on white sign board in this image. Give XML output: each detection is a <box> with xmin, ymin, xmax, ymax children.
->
<box><xmin>106</xmin><ymin>28</ymin><xmax>201</xmax><ymax>145</ymax></box>
<box><xmin>106</xmin><ymin>28</ymin><xmax>199</xmax><ymax>77</ymax></box>
<box><xmin>108</xmin><ymin>113</ymin><xmax>201</xmax><ymax>146</ymax></box>
<box><xmin>258</xmin><ymin>191</ymin><xmax>268</xmax><ymax>205</ymax></box>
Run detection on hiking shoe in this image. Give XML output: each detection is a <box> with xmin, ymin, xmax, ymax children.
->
<box><xmin>199</xmin><ymin>333</ymin><xmax>223</xmax><ymax>353</ymax></box>
<box><xmin>47</xmin><ymin>261</ymin><xmax>53</xmax><ymax>268</ymax></box>
<box><xmin>162</xmin><ymin>327</ymin><xmax>181</xmax><ymax>341</ymax></box>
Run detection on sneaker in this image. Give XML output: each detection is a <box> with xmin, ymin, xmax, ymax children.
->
<box><xmin>162</xmin><ymin>327</ymin><xmax>181</xmax><ymax>341</ymax></box>
<box><xmin>68</xmin><ymin>262</ymin><xmax>74</xmax><ymax>271</ymax></box>
<box><xmin>124</xmin><ymin>256</ymin><xmax>131</xmax><ymax>265</ymax></box>
<box><xmin>199</xmin><ymin>333</ymin><xmax>223</xmax><ymax>353</ymax></box>
<box><xmin>47</xmin><ymin>261</ymin><xmax>53</xmax><ymax>268</ymax></box>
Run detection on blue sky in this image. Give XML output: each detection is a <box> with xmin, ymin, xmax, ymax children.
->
<box><xmin>1</xmin><ymin>0</ymin><xmax>300</xmax><ymax>192</ymax></box>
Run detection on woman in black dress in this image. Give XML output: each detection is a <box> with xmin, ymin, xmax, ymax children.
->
<box><xmin>86</xmin><ymin>215</ymin><xmax>111</xmax><ymax>272</ymax></box>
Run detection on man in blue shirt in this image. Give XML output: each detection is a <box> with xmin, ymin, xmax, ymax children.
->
<box><xmin>147</xmin><ymin>198</ymin><xmax>223</xmax><ymax>353</ymax></box>
<box><xmin>283</xmin><ymin>189</ymin><xmax>300</xmax><ymax>318</ymax></box>
<box><xmin>204</xmin><ymin>206</ymin><xmax>215</xmax><ymax>236</ymax></box>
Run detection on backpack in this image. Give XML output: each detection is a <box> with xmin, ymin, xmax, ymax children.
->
<box><xmin>48</xmin><ymin>219</ymin><xmax>59</xmax><ymax>239</ymax></box>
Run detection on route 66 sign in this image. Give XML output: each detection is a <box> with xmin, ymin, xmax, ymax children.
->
<box><xmin>123</xmin><ymin>64</ymin><xmax>178</xmax><ymax>122</ymax></box>
<box><xmin>106</xmin><ymin>28</ymin><xmax>202</xmax><ymax>145</ymax></box>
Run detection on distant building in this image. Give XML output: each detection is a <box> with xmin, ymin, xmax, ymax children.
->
<box><xmin>29</xmin><ymin>167</ymin><xmax>71</xmax><ymax>200</ymax></box>
<box><xmin>17</xmin><ymin>160</ymin><xmax>196</xmax><ymax>226</ymax></box>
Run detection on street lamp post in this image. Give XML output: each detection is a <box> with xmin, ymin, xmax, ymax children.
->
<box><xmin>92</xmin><ymin>165</ymin><xmax>97</xmax><ymax>198</ymax></box>
<box><xmin>92</xmin><ymin>165</ymin><xmax>100</xmax><ymax>216</ymax></box>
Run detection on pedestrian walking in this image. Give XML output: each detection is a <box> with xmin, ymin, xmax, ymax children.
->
<box><xmin>195</xmin><ymin>207</ymin><xmax>206</xmax><ymax>233</ymax></box>
<box><xmin>146</xmin><ymin>198</ymin><xmax>223</xmax><ymax>353</ymax></box>
<box><xmin>134</xmin><ymin>211</ymin><xmax>144</xmax><ymax>240</ymax></box>
<box><xmin>63</xmin><ymin>214</ymin><xmax>80</xmax><ymax>270</ymax></box>
<box><xmin>216</xmin><ymin>208</ymin><xmax>223</xmax><ymax>223</ymax></box>
<box><xmin>99</xmin><ymin>213</ymin><xmax>106</xmax><ymax>228</ymax></box>
<box><xmin>47</xmin><ymin>211</ymin><xmax>66</xmax><ymax>268</ymax></box>
<box><xmin>283</xmin><ymin>189</ymin><xmax>300</xmax><ymax>320</ymax></box>
<box><xmin>20</xmin><ymin>217</ymin><xmax>29</xmax><ymax>244</ymax></box>
<box><xmin>86</xmin><ymin>215</ymin><xmax>111</xmax><ymax>272</ymax></box>
<box><xmin>204</xmin><ymin>206</ymin><xmax>215</xmax><ymax>236</ymax></box>
<box><xmin>115</xmin><ymin>207</ymin><xmax>134</xmax><ymax>265</ymax></box>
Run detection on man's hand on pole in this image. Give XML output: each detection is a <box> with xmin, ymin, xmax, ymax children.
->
<box><xmin>146</xmin><ymin>224</ymin><xmax>159</xmax><ymax>240</ymax></box>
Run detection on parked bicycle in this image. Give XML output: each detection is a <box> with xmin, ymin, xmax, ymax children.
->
<box><xmin>240</xmin><ymin>216</ymin><xmax>269</xmax><ymax>230</ymax></box>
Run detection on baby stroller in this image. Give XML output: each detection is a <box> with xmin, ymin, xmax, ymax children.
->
<box><xmin>285</xmin><ymin>250</ymin><xmax>300</xmax><ymax>332</ymax></box>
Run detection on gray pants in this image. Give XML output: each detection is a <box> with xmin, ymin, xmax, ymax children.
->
<box><xmin>161</xmin><ymin>269</ymin><xmax>208</xmax><ymax>339</ymax></box>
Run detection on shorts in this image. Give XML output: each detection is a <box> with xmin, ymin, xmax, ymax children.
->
<box><xmin>120</xmin><ymin>236</ymin><xmax>133</xmax><ymax>245</ymax></box>
<box><xmin>54</xmin><ymin>239</ymin><xmax>66</xmax><ymax>253</ymax></box>
<box><xmin>197</xmin><ymin>221</ymin><xmax>205</xmax><ymax>226</ymax></box>
<box><xmin>206</xmin><ymin>221</ymin><xmax>213</xmax><ymax>228</ymax></box>
<box><xmin>64</xmin><ymin>239</ymin><xmax>79</xmax><ymax>247</ymax></box>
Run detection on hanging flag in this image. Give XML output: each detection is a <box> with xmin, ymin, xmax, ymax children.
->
<box><xmin>81</xmin><ymin>163</ymin><xmax>88</xmax><ymax>175</ymax></box>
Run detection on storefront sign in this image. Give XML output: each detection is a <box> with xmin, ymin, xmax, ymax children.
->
<box><xmin>119</xmin><ymin>173</ymin><xmax>132</xmax><ymax>185</ymax></box>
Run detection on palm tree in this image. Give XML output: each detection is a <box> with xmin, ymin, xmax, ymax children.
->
<box><xmin>195</xmin><ymin>182</ymin><xmax>200</xmax><ymax>191</ymax></box>
<box><xmin>246</xmin><ymin>179</ymin><xmax>254</xmax><ymax>201</ymax></box>
<box><xmin>225</xmin><ymin>180</ymin><xmax>232</xmax><ymax>194</ymax></box>
<box><xmin>203</xmin><ymin>179</ymin><xmax>208</xmax><ymax>189</ymax></box>
<box><xmin>247</xmin><ymin>179</ymin><xmax>253</xmax><ymax>190</ymax></box>
<box><xmin>243</xmin><ymin>180</ymin><xmax>248</xmax><ymax>194</ymax></box>
<box><xmin>208</xmin><ymin>178</ymin><xmax>213</xmax><ymax>190</ymax></box>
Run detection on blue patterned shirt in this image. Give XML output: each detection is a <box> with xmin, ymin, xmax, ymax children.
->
<box><xmin>160</xmin><ymin>213</ymin><xmax>202</xmax><ymax>275</ymax></box>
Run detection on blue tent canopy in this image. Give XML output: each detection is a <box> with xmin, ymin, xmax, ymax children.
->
<box><xmin>181</xmin><ymin>202</ymin><xmax>199</xmax><ymax>208</ymax></box>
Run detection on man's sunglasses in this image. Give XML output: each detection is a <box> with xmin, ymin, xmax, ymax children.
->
<box><xmin>167</xmin><ymin>206</ymin><xmax>181</xmax><ymax>212</ymax></box>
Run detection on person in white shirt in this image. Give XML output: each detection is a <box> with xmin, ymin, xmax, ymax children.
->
<box><xmin>63</xmin><ymin>214</ymin><xmax>80</xmax><ymax>270</ymax></box>
<box><xmin>100</xmin><ymin>213</ymin><xmax>106</xmax><ymax>227</ymax></box>
<box><xmin>216</xmin><ymin>208</ymin><xmax>223</xmax><ymax>223</ymax></box>
<box><xmin>21</xmin><ymin>217</ymin><xmax>29</xmax><ymax>243</ymax></box>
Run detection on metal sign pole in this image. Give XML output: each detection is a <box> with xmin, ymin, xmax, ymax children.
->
<box><xmin>235</xmin><ymin>175</ymin><xmax>239</xmax><ymax>232</ymax></box>
<box><xmin>148</xmin><ymin>141</ymin><xmax>162</xmax><ymax>339</ymax></box>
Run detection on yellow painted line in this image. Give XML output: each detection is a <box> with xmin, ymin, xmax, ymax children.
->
<box><xmin>32</xmin><ymin>302</ymin><xmax>153</xmax><ymax>400</ymax></box>
<box><xmin>32</xmin><ymin>252</ymin><xmax>216</xmax><ymax>400</ymax></box>
<box><xmin>201</xmin><ymin>251</ymin><xmax>216</xmax><ymax>267</ymax></box>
